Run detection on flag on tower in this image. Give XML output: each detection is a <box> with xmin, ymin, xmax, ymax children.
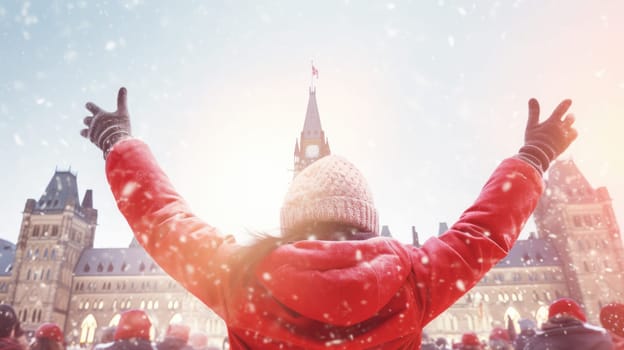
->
<box><xmin>312</xmin><ymin>64</ymin><xmax>319</xmax><ymax>78</ymax></box>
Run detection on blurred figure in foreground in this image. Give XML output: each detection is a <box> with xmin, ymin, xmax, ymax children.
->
<box><xmin>457</xmin><ymin>332</ymin><xmax>483</xmax><ymax>350</ymax></box>
<box><xmin>525</xmin><ymin>298</ymin><xmax>613</xmax><ymax>350</ymax></box>
<box><xmin>601</xmin><ymin>303</ymin><xmax>624</xmax><ymax>349</ymax></box>
<box><xmin>512</xmin><ymin>319</ymin><xmax>536</xmax><ymax>350</ymax></box>
<box><xmin>157</xmin><ymin>324</ymin><xmax>191</xmax><ymax>350</ymax></box>
<box><xmin>30</xmin><ymin>323</ymin><xmax>64</xmax><ymax>350</ymax></box>
<box><xmin>93</xmin><ymin>327</ymin><xmax>116</xmax><ymax>350</ymax></box>
<box><xmin>110</xmin><ymin>310</ymin><xmax>153</xmax><ymax>350</ymax></box>
<box><xmin>0</xmin><ymin>305</ymin><xmax>25</xmax><ymax>350</ymax></box>
<box><xmin>489</xmin><ymin>327</ymin><xmax>512</xmax><ymax>350</ymax></box>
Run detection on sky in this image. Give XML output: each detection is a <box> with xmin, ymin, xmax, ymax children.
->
<box><xmin>1</xmin><ymin>0</ymin><xmax>624</xmax><ymax>248</ymax></box>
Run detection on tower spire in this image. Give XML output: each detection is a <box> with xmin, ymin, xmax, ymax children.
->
<box><xmin>293</xmin><ymin>65</ymin><xmax>330</xmax><ymax>177</ymax></box>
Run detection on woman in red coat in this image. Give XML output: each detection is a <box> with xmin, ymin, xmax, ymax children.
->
<box><xmin>80</xmin><ymin>88</ymin><xmax>577</xmax><ymax>350</ymax></box>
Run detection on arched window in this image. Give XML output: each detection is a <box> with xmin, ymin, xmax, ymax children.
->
<box><xmin>84</xmin><ymin>264</ymin><xmax>90</xmax><ymax>273</ymax></box>
<box><xmin>26</xmin><ymin>269</ymin><xmax>31</xmax><ymax>280</ymax></box>
<box><xmin>46</xmin><ymin>269</ymin><xmax>51</xmax><ymax>280</ymax></box>
<box><xmin>97</xmin><ymin>263</ymin><xmax>104</xmax><ymax>272</ymax></box>
<box><xmin>21</xmin><ymin>309</ymin><xmax>28</xmax><ymax>322</ymax></box>
<box><xmin>504</xmin><ymin>307</ymin><xmax>521</xmax><ymax>334</ymax></box>
<box><xmin>536</xmin><ymin>306</ymin><xmax>549</xmax><ymax>328</ymax></box>
<box><xmin>51</xmin><ymin>250</ymin><xmax>56</xmax><ymax>260</ymax></box>
<box><xmin>79</xmin><ymin>314</ymin><xmax>98</xmax><ymax>344</ymax></box>
<box><xmin>147</xmin><ymin>300</ymin><xmax>153</xmax><ymax>310</ymax></box>
<box><xmin>107</xmin><ymin>263</ymin><xmax>114</xmax><ymax>272</ymax></box>
<box><xmin>109</xmin><ymin>314</ymin><xmax>121</xmax><ymax>327</ymax></box>
<box><xmin>43</xmin><ymin>249</ymin><xmax>48</xmax><ymax>259</ymax></box>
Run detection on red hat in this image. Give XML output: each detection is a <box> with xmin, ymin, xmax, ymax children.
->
<box><xmin>165</xmin><ymin>324</ymin><xmax>190</xmax><ymax>343</ymax></box>
<box><xmin>489</xmin><ymin>327</ymin><xmax>510</xmax><ymax>342</ymax></box>
<box><xmin>600</xmin><ymin>303</ymin><xmax>624</xmax><ymax>338</ymax></box>
<box><xmin>35</xmin><ymin>323</ymin><xmax>63</xmax><ymax>343</ymax></box>
<box><xmin>548</xmin><ymin>298</ymin><xmax>586</xmax><ymax>322</ymax></box>
<box><xmin>461</xmin><ymin>332</ymin><xmax>481</xmax><ymax>346</ymax></box>
<box><xmin>114</xmin><ymin>309</ymin><xmax>152</xmax><ymax>341</ymax></box>
<box><xmin>188</xmin><ymin>331</ymin><xmax>208</xmax><ymax>348</ymax></box>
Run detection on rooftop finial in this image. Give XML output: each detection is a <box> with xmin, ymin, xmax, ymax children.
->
<box><xmin>310</xmin><ymin>60</ymin><xmax>318</xmax><ymax>92</ymax></box>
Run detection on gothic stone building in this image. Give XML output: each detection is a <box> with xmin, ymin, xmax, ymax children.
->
<box><xmin>0</xmin><ymin>171</ymin><xmax>226</xmax><ymax>347</ymax></box>
<box><xmin>1</xmin><ymin>86</ymin><xmax>623</xmax><ymax>347</ymax></box>
<box><xmin>423</xmin><ymin>159</ymin><xmax>624</xmax><ymax>342</ymax></box>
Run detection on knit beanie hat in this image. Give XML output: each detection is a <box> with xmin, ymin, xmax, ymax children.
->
<box><xmin>489</xmin><ymin>327</ymin><xmax>510</xmax><ymax>342</ymax></box>
<box><xmin>461</xmin><ymin>332</ymin><xmax>481</xmax><ymax>346</ymax></box>
<box><xmin>548</xmin><ymin>298</ymin><xmax>586</xmax><ymax>322</ymax></box>
<box><xmin>114</xmin><ymin>309</ymin><xmax>151</xmax><ymax>341</ymax></box>
<box><xmin>35</xmin><ymin>323</ymin><xmax>64</xmax><ymax>343</ymax></box>
<box><xmin>280</xmin><ymin>155</ymin><xmax>378</xmax><ymax>235</ymax></box>
<box><xmin>0</xmin><ymin>305</ymin><xmax>18</xmax><ymax>338</ymax></box>
<box><xmin>600</xmin><ymin>303</ymin><xmax>624</xmax><ymax>338</ymax></box>
<box><xmin>165</xmin><ymin>324</ymin><xmax>190</xmax><ymax>343</ymax></box>
<box><xmin>188</xmin><ymin>331</ymin><xmax>208</xmax><ymax>349</ymax></box>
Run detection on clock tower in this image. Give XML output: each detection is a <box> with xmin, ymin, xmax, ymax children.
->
<box><xmin>293</xmin><ymin>87</ymin><xmax>330</xmax><ymax>177</ymax></box>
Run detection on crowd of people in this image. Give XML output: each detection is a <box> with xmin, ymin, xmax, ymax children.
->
<box><xmin>421</xmin><ymin>299</ymin><xmax>624</xmax><ymax>349</ymax></box>
<box><xmin>2</xmin><ymin>299</ymin><xmax>624</xmax><ymax>349</ymax></box>
<box><xmin>0</xmin><ymin>306</ymin><xmax>227</xmax><ymax>350</ymax></box>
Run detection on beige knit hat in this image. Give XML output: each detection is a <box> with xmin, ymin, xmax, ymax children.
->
<box><xmin>280</xmin><ymin>155</ymin><xmax>379</xmax><ymax>235</ymax></box>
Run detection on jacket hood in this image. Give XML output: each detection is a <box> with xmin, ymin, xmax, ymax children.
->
<box><xmin>255</xmin><ymin>237</ymin><xmax>411</xmax><ymax>326</ymax></box>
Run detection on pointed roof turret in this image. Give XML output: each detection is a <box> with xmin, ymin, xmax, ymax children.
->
<box><xmin>293</xmin><ymin>139</ymin><xmax>300</xmax><ymax>156</ymax></box>
<box><xmin>301</xmin><ymin>89</ymin><xmax>323</xmax><ymax>140</ymax></box>
<box><xmin>82</xmin><ymin>189</ymin><xmax>94</xmax><ymax>209</ymax></box>
<box><xmin>35</xmin><ymin>170</ymin><xmax>81</xmax><ymax>212</ymax></box>
<box><xmin>545</xmin><ymin>159</ymin><xmax>594</xmax><ymax>203</ymax></box>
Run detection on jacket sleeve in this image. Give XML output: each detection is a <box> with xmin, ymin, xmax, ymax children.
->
<box><xmin>407</xmin><ymin>157</ymin><xmax>544</xmax><ymax>325</ymax></box>
<box><xmin>105</xmin><ymin>138</ymin><xmax>238</xmax><ymax>318</ymax></box>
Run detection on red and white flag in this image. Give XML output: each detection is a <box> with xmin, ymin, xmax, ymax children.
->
<box><xmin>311</xmin><ymin>64</ymin><xmax>319</xmax><ymax>78</ymax></box>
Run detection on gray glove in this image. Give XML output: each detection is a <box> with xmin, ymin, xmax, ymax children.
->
<box><xmin>516</xmin><ymin>98</ymin><xmax>578</xmax><ymax>174</ymax></box>
<box><xmin>80</xmin><ymin>87</ymin><xmax>132</xmax><ymax>159</ymax></box>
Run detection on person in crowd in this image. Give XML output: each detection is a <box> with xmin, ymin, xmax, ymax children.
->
<box><xmin>110</xmin><ymin>310</ymin><xmax>153</xmax><ymax>350</ymax></box>
<box><xmin>420</xmin><ymin>333</ymin><xmax>436</xmax><ymax>350</ymax></box>
<box><xmin>525</xmin><ymin>298</ymin><xmax>614</xmax><ymax>349</ymax></box>
<box><xmin>457</xmin><ymin>332</ymin><xmax>483</xmax><ymax>350</ymax></box>
<box><xmin>0</xmin><ymin>305</ymin><xmax>25</xmax><ymax>350</ymax></box>
<box><xmin>30</xmin><ymin>323</ymin><xmax>64</xmax><ymax>350</ymax></box>
<box><xmin>489</xmin><ymin>326</ymin><xmax>512</xmax><ymax>350</ymax></box>
<box><xmin>512</xmin><ymin>318</ymin><xmax>536</xmax><ymax>350</ymax></box>
<box><xmin>435</xmin><ymin>337</ymin><xmax>451</xmax><ymax>350</ymax></box>
<box><xmin>156</xmin><ymin>324</ymin><xmax>191</xmax><ymax>350</ymax></box>
<box><xmin>93</xmin><ymin>327</ymin><xmax>116</xmax><ymax>350</ymax></box>
<box><xmin>601</xmin><ymin>303</ymin><xmax>624</xmax><ymax>350</ymax></box>
<box><xmin>80</xmin><ymin>87</ymin><xmax>577</xmax><ymax>349</ymax></box>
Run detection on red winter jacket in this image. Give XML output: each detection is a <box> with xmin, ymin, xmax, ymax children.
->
<box><xmin>106</xmin><ymin>139</ymin><xmax>543</xmax><ymax>350</ymax></box>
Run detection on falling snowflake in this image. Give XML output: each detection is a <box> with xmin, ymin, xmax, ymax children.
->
<box><xmin>448</xmin><ymin>35</ymin><xmax>455</xmax><ymax>47</ymax></box>
<box><xmin>13</xmin><ymin>133</ymin><xmax>24</xmax><ymax>146</ymax></box>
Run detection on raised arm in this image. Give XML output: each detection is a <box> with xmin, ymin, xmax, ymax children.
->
<box><xmin>411</xmin><ymin>98</ymin><xmax>577</xmax><ymax>325</ymax></box>
<box><xmin>80</xmin><ymin>87</ymin><xmax>237</xmax><ymax>318</ymax></box>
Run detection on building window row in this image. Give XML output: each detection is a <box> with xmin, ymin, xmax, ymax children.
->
<box><xmin>82</xmin><ymin>261</ymin><xmax>158</xmax><ymax>274</ymax></box>
<box><xmin>30</xmin><ymin>225</ymin><xmax>60</xmax><ymax>238</ymax></box>
<box><xmin>25</xmin><ymin>268</ymin><xmax>52</xmax><ymax>281</ymax></box>
<box><xmin>26</xmin><ymin>247</ymin><xmax>58</xmax><ymax>261</ymax></box>
<box><xmin>18</xmin><ymin>308</ymin><xmax>43</xmax><ymax>323</ymax></box>
<box><xmin>572</xmin><ymin>214</ymin><xmax>608</xmax><ymax>228</ymax></box>
<box><xmin>79</xmin><ymin>299</ymin><xmax>105</xmax><ymax>310</ymax></box>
